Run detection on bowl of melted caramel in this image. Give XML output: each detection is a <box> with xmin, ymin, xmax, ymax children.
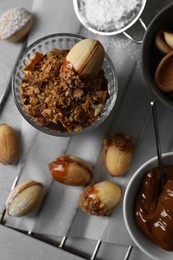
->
<box><xmin>123</xmin><ymin>152</ymin><xmax>173</xmax><ymax>260</ymax></box>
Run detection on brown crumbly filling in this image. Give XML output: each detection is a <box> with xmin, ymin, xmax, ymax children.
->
<box><xmin>20</xmin><ymin>48</ymin><xmax>109</xmax><ymax>133</ymax></box>
<box><xmin>79</xmin><ymin>184</ymin><xmax>114</xmax><ymax>216</ymax></box>
<box><xmin>104</xmin><ymin>132</ymin><xmax>134</xmax><ymax>153</ymax></box>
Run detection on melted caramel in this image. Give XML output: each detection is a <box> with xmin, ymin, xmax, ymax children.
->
<box><xmin>135</xmin><ymin>165</ymin><xmax>173</xmax><ymax>251</ymax></box>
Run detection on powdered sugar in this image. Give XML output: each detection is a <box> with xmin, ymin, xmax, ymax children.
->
<box><xmin>0</xmin><ymin>7</ymin><xmax>31</xmax><ymax>39</ymax></box>
<box><xmin>82</xmin><ymin>0</ymin><xmax>143</xmax><ymax>32</ymax></box>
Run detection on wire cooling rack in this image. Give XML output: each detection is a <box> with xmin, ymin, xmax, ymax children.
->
<box><xmin>0</xmin><ymin>150</ymin><xmax>133</xmax><ymax>260</ymax></box>
<box><xmin>0</xmin><ymin>152</ymin><xmax>133</xmax><ymax>260</ymax></box>
<box><xmin>0</xmin><ymin>67</ymin><xmax>133</xmax><ymax>260</ymax></box>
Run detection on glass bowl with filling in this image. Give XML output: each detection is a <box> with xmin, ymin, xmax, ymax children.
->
<box><xmin>12</xmin><ymin>33</ymin><xmax>118</xmax><ymax>137</ymax></box>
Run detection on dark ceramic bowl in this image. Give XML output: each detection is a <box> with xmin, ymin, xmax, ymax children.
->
<box><xmin>142</xmin><ymin>3</ymin><xmax>173</xmax><ymax>109</ymax></box>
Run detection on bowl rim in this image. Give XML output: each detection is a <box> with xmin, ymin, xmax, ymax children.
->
<box><xmin>12</xmin><ymin>33</ymin><xmax>118</xmax><ymax>137</ymax></box>
<box><xmin>123</xmin><ymin>152</ymin><xmax>173</xmax><ymax>260</ymax></box>
<box><xmin>141</xmin><ymin>3</ymin><xmax>173</xmax><ymax>110</ymax></box>
<box><xmin>73</xmin><ymin>0</ymin><xmax>147</xmax><ymax>36</ymax></box>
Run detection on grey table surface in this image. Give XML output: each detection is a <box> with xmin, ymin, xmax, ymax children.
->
<box><xmin>0</xmin><ymin>0</ymin><xmax>173</xmax><ymax>259</ymax></box>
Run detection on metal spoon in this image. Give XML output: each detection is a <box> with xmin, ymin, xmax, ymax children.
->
<box><xmin>150</xmin><ymin>100</ymin><xmax>165</xmax><ymax>186</ymax></box>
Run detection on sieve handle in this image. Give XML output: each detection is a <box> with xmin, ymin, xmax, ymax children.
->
<box><xmin>123</xmin><ymin>18</ymin><xmax>147</xmax><ymax>44</ymax></box>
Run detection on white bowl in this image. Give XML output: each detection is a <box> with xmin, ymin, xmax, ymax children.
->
<box><xmin>123</xmin><ymin>152</ymin><xmax>173</xmax><ymax>260</ymax></box>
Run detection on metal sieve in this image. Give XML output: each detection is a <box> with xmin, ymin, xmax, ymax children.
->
<box><xmin>73</xmin><ymin>0</ymin><xmax>147</xmax><ymax>43</ymax></box>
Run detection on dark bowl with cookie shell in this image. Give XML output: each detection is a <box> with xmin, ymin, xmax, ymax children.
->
<box><xmin>142</xmin><ymin>3</ymin><xmax>173</xmax><ymax>109</ymax></box>
<box><xmin>12</xmin><ymin>33</ymin><xmax>118</xmax><ymax>137</ymax></box>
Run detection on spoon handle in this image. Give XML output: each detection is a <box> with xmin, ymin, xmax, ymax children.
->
<box><xmin>150</xmin><ymin>100</ymin><xmax>165</xmax><ymax>185</ymax></box>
